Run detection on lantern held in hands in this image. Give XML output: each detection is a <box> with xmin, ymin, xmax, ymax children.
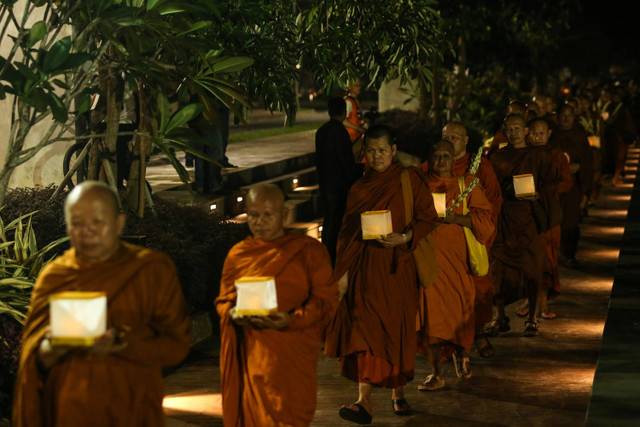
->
<box><xmin>361</xmin><ymin>210</ymin><xmax>393</xmax><ymax>240</ymax></box>
<box><xmin>49</xmin><ymin>292</ymin><xmax>107</xmax><ymax>346</ymax></box>
<box><xmin>513</xmin><ymin>173</ymin><xmax>536</xmax><ymax>198</ymax></box>
<box><xmin>234</xmin><ymin>277</ymin><xmax>278</xmax><ymax>317</ymax></box>
<box><xmin>432</xmin><ymin>193</ymin><xmax>447</xmax><ymax>218</ymax></box>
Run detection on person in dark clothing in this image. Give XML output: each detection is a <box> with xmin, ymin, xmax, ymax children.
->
<box><xmin>315</xmin><ymin>97</ymin><xmax>362</xmax><ymax>265</ymax></box>
<box><xmin>549</xmin><ymin>104</ymin><xmax>594</xmax><ymax>267</ymax></box>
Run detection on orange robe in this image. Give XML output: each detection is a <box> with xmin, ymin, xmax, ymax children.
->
<box><xmin>418</xmin><ymin>175</ymin><xmax>494</xmax><ymax>352</ymax></box>
<box><xmin>325</xmin><ymin>163</ymin><xmax>438</xmax><ymax>388</ymax></box>
<box><xmin>216</xmin><ymin>234</ymin><xmax>337</xmax><ymax>427</ymax></box>
<box><xmin>453</xmin><ymin>154</ymin><xmax>503</xmax><ymax>328</ymax></box>
<box><xmin>489</xmin><ymin>145</ymin><xmax>552</xmax><ymax>305</ymax></box>
<box><xmin>541</xmin><ymin>146</ymin><xmax>573</xmax><ymax>293</ymax></box>
<box><xmin>344</xmin><ymin>95</ymin><xmax>363</xmax><ymax>142</ymax></box>
<box><xmin>13</xmin><ymin>243</ymin><xmax>191</xmax><ymax>427</ymax></box>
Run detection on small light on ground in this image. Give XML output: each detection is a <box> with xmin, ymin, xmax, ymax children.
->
<box><xmin>210</xmin><ymin>204</ymin><xmax>217</xmax><ymax>211</ymax></box>
<box><xmin>236</xmin><ymin>196</ymin><xmax>244</xmax><ymax>203</ymax></box>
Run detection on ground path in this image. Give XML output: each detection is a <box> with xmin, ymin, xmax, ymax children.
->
<box><xmin>163</xmin><ymin>155</ymin><xmax>636</xmax><ymax>427</ymax></box>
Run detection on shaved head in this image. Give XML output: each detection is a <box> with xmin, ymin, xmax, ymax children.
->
<box><xmin>65</xmin><ymin>181</ymin><xmax>125</xmax><ymax>264</ymax></box>
<box><xmin>247</xmin><ymin>184</ymin><xmax>285</xmax><ymax>209</ymax></box>
<box><xmin>430</xmin><ymin>139</ymin><xmax>455</xmax><ymax>177</ymax></box>
<box><xmin>442</xmin><ymin>122</ymin><xmax>468</xmax><ymax>159</ymax></box>
<box><xmin>246</xmin><ymin>184</ymin><xmax>288</xmax><ymax>241</ymax></box>
<box><xmin>442</xmin><ymin>121</ymin><xmax>467</xmax><ymax>138</ymax></box>
<box><xmin>65</xmin><ymin>181</ymin><xmax>120</xmax><ymax>223</ymax></box>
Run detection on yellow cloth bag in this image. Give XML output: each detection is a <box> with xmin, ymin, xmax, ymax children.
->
<box><xmin>458</xmin><ymin>177</ymin><xmax>489</xmax><ymax>277</ymax></box>
<box><xmin>400</xmin><ymin>170</ymin><xmax>439</xmax><ymax>288</ymax></box>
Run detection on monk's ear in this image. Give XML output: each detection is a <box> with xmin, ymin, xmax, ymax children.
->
<box><xmin>547</xmin><ymin>129</ymin><xmax>553</xmax><ymax>138</ymax></box>
<box><xmin>391</xmin><ymin>144</ymin><xmax>398</xmax><ymax>157</ymax></box>
<box><xmin>115</xmin><ymin>212</ymin><xmax>126</xmax><ymax>236</ymax></box>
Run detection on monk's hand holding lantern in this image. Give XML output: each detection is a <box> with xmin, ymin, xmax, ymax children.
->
<box><xmin>377</xmin><ymin>229</ymin><xmax>413</xmax><ymax>248</ymax></box>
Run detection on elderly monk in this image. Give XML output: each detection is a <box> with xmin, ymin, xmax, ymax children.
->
<box><xmin>417</xmin><ymin>140</ymin><xmax>494</xmax><ymax>391</ymax></box>
<box><xmin>443</xmin><ymin>121</ymin><xmax>503</xmax><ymax>358</ymax></box>
<box><xmin>489</xmin><ymin>114</ymin><xmax>552</xmax><ymax>337</ymax></box>
<box><xmin>527</xmin><ymin>118</ymin><xmax>573</xmax><ymax>318</ymax></box>
<box><xmin>13</xmin><ymin>181</ymin><xmax>191</xmax><ymax>427</ymax></box>
<box><xmin>549</xmin><ymin>104</ymin><xmax>594</xmax><ymax>268</ymax></box>
<box><xmin>216</xmin><ymin>184</ymin><xmax>338</xmax><ymax>427</ymax></box>
<box><xmin>325</xmin><ymin>125</ymin><xmax>438</xmax><ymax>424</ymax></box>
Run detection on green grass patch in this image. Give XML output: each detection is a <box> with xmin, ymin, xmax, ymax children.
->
<box><xmin>229</xmin><ymin>122</ymin><xmax>323</xmax><ymax>144</ymax></box>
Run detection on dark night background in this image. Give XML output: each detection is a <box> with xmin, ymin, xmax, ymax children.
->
<box><xmin>562</xmin><ymin>1</ymin><xmax>639</xmax><ymax>76</ymax></box>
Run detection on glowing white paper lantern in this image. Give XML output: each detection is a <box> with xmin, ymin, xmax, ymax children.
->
<box><xmin>49</xmin><ymin>292</ymin><xmax>107</xmax><ymax>346</ymax></box>
<box><xmin>361</xmin><ymin>210</ymin><xmax>393</xmax><ymax>240</ymax></box>
<box><xmin>234</xmin><ymin>277</ymin><xmax>278</xmax><ymax>317</ymax></box>
<box><xmin>513</xmin><ymin>173</ymin><xmax>536</xmax><ymax>198</ymax></box>
<box><xmin>432</xmin><ymin>193</ymin><xmax>447</xmax><ymax>218</ymax></box>
<box><xmin>588</xmin><ymin>135</ymin><xmax>601</xmax><ymax>148</ymax></box>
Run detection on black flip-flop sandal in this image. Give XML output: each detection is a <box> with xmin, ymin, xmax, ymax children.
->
<box><xmin>391</xmin><ymin>398</ymin><xmax>412</xmax><ymax>416</ymax></box>
<box><xmin>339</xmin><ymin>403</ymin><xmax>372</xmax><ymax>425</ymax></box>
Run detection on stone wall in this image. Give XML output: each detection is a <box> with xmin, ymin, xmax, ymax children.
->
<box><xmin>378</xmin><ymin>78</ymin><xmax>420</xmax><ymax>112</ymax></box>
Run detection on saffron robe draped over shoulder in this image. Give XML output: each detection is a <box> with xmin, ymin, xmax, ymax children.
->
<box><xmin>541</xmin><ymin>146</ymin><xmax>573</xmax><ymax>292</ymax></box>
<box><xmin>489</xmin><ymin>145</ymin><xmax>552</xmax><ymax>303</ymax></box>
<box><xmin>13</xmin><ymin>243</ymin><xmax>191</xmax><ymax>427</ymax></box>
<box><xmin>216</xmin><ymin>234</ymin><xmax>337</xmax><ymax>427</ymax></box>
<box><xmin>324</xmin><ymin>163</ymin><xmax>438</xmax><ymax>388</ymax></box>
<box><xmin>418</xmin><ymin>175</ymin><xmax>494</xmax><ymax>352</ymax></box>
<box><xmin>453</xmin><ymin>154</ymin><xmax>503</xmax><ymax>327</ymax></box>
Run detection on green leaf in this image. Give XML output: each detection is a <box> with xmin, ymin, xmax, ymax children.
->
<box><xmin>207</xmin><ymin>56</ymin><xmax>254</xmax><ymax>74</ymax></box>
<box><xmin>47</xmin><ymin>93</ymin><xmax>68</xmax><ymax>123</ymax></box>
<box><xmin>157</xmin><ymin>93</ymin><xmax>171</xmax><ymax>134</ymax></box>
<box><xmin>177</xmin><ymin>20</ymin><xmax>212</xmax><ymax>36</ymax></box>
<box><xmin>76</xmin><ymin>92</ymin><xmax>91</xmax><ymax>114</ymax></box>
<box><xmin>165</xmin><ymin>103</ymin><xmax>202</xmax><ymax>135</ymax></box>
<box><xmin>58</xmin><ymin>53</ymin><xmax>93</xmax><ymax>71</ymax></box>
<box><xmin>27</xmin><ymin>21</ymin><xmax>47</xmax><ymax>48</ymax></box>
<box><xmin>42</xmin><ymin>37</ymin><xmax>71</xmax><ymax>73</ymax></box>
<box><xmin>158</xmin><ymin>4</ymin><xmax>188</xmax><ymax>15</ymax></box>
<box><xmin>146</xmin><ymin>0</ymin><xmax>165</xmax><ymax>10</ymax></box>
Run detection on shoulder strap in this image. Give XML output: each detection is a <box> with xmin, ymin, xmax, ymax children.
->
<box><xmin>400</xmin><ymin>169</ymin><xmax>413</xmax><ymax>226</ymax></box>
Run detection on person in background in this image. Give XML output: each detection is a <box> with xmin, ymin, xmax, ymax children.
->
<box><xmin>315</xmin><ymin>97</ymin><xmax>362</xmax><ymax>265</ymax></box>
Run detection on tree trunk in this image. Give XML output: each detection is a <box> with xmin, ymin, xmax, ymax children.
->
<box><xmin>127</xmin><ymin>82</ymin><xmax>151</xmax><ymax>218</ymax></box>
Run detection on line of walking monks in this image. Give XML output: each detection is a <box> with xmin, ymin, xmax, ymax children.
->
<box><xmin>10</xmin><ymin>88</ymin><xmax>636</xmax><ymax>426</ymax></box>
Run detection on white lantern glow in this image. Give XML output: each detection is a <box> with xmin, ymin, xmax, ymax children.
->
<box><xmin>361</xmin><ymin>210</ymin><xmax>393</xmax><ymax>240</ymax></box>
<box><xmin>432</xmin><ymin>193</ymin><xmax>447</xmax><ymax>218</ymax></box>
<box><xmin>588</xmin><ymin>135</ymin><xmax>601</xmax><ymax>148</ymax></box>
<box><xmin>49</xmin><ymin>292</ymin><xmax>107</xmax><ymax>346</ymax></box>
<box><xmin>513</xmin><ymin>173</ymin><xmax>536</xmax><ymax>198</ymax></box>
<box><xmin>234</xmin><ymin>277</ymin><xmax>278</xmax><ymax>317</ymax></box>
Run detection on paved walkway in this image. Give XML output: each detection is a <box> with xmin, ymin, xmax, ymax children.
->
<box><xmin>162</xmin><ymin>169</ymin><xmax>635</xmax><ymax>427</ymax></box>
<box><xmin>146</xmin><ymin>111</ymin><xmax>319</xmax><ymax>193</ymax></box>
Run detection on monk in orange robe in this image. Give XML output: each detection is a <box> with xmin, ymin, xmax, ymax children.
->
<box><xmin>13</xmin><ymin>181</ymin><xmax>191</xmax><ymax>427</ymax></box>
<box><xmin>528</xmin><ymin>118</ymin><xmax>573</xmax><ymax>318</ymax></box>
<box><xmin>550</xmin><ymin>104</ymin><xmax>594</xmax><ymax>267</ymax></box>
<box><xmin>489</xmin><ymin>114</ymin><xmax>553</xmax><ymax>337</ymax></box>
<box><xmin>417</xmin><ymin>140</ymin><xmax>495</xmax><ymax>391</ymax></box>
<box><xmin>443</xmin><ymin>122</ymin><xmax>503</xmax><ymax>358</ymax></box>
<box><xmin>343</xmin><ymin>79</ymin><xmax>367</xmax><ymax>144</ymax></box>
<box><xmin>325</xmin><ymin>125</ymin><xmax>438</xmax><ymax>424</ymax></box>
<box><xmin>216</xmin><ymin>184</ymin><xmax>338</xmax><ymax>427</ymax></box>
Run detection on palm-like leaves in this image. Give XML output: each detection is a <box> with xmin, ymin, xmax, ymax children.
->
<box><xmin>0</xmin><ymin>211</ymin><xmax>68</xmax><ymax>323</ymax></box>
